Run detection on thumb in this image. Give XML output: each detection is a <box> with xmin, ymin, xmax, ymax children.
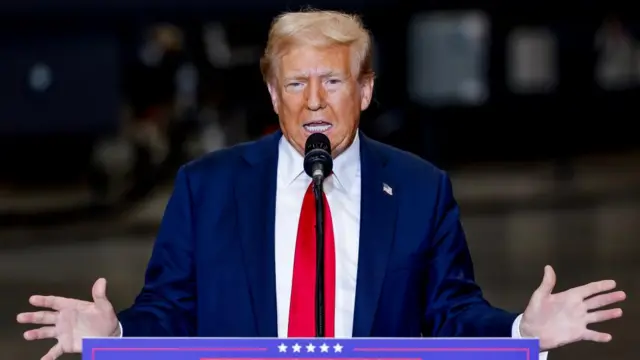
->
<box><xmin>536</xmin><ymin>265</ymin><xmax>556</xmax><ymax>296</ymax></box>
<box><xmin>92</xmin><ymin>278</ymin><xmax>111</xmax><ymax>307</ymax></box>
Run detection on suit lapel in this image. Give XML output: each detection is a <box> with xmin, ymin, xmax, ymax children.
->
<box><xmin>236</xmin><ymin>131</ymin><xmax>281</xmax><ymax>337</ymax></box>
<box><xmin>352</xmin><ymin>134</ymin><xmax>398</xmax><ymax>337</ymax></box>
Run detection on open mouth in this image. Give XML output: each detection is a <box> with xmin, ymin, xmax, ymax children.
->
<box><xmin>303</xmin><ymin>121</ymin><xmax>332</xmax><ymax>133</ymax></box>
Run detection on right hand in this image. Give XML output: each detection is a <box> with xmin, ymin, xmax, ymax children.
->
<box><xmin>16</xmin><ymin>278</ymin><xmax>120</xmax><ymax>360</ymax></box>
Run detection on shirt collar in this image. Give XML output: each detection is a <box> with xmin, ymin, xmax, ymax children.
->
<box><xmin>277</xmin><ymin>132</ymin><xmax>361</xmax><ymax>192</ymax></box>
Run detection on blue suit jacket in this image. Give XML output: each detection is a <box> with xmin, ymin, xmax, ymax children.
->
<box><xmin>118</xmin><ymin>130</ymin><xmax>518</xmax><ymax>338</ymax></box>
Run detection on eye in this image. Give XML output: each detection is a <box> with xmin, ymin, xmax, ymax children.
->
<box><xmin>286</xmin><ymin>82</ymin><xmax>303</xmax><ymax>89</ymax></box>
<box><xmin>326</xmin><ymin>78</ymin><xmax>342</xmax><ymax>85</ymax></box>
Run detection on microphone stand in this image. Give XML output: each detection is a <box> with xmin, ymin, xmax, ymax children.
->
<box><xmin>312</xmin><ymin>176</ymin><xmax>325</xmax><ymax>338</ymax></box>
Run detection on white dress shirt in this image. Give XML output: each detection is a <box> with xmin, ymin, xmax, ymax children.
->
<box><xmin>120</xmin><ymin>133</ymin><xmax>548</xmax><ymax>359</ymax></box>
<box><xmin>275</xmin><ymin>132</ymin><xmax>362</xmax><ymax>338</ymax></box>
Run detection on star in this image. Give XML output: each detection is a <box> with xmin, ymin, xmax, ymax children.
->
<box><xmin>306</xmin><ymin>343</ymin><xmax>316</xmax><ymax>352</ymax></box>
<box><xmin>292</xmin><ymin>343</ymin><xmax>301</xmax><ymax>353</ymax></box>
<box><xmin>320</xmin><ymin>343</ymin><xmax>329</xmax><ymax>352</ymax></box>
<box><xmin>278</xmin><ymin>343</ymin><xmax>287</xmax><ymax>353</ymax></box>
<box><xmin>333</xmin><ymin>343</ymin><xmax>343</xmax><ymax>353</ymax></box>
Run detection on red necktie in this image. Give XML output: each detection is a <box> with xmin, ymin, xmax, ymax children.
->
<box><xmin>288</xmin><ymin>182</ymin><xmax>336</xmax><ymax>337</ymax></box>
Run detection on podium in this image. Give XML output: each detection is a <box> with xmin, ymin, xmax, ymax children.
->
<box><xmin>83</xmin><ymin>338</ymin><xmax>539</xmax><ymax>360</ymax></box>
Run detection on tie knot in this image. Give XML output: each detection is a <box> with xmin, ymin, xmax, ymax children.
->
<box><xmin>306</xmin><ymin>171</ymin><xmax>334</xmax><ymax>191</ymax></box>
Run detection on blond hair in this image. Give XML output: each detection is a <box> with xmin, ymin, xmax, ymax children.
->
<box><xmin>259</xmin><ymin>9</ymin><xmax>374</xmax><ymax>83</ymax></box>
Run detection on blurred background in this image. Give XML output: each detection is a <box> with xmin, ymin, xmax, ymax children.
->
<box><xmin>2</xmin><ymin>1</ymin><xmax>639</xmax><ymax>359</ymax></box>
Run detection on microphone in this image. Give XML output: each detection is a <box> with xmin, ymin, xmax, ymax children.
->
<box><xmin>304</xmin><ymin>133</ymin><xmax>333</xmax><ymax>187</ymax></box>
<box><xmin>303</xmin><ymin>133</ymin><xmax>332</xmax><ymax>338</ymax></box>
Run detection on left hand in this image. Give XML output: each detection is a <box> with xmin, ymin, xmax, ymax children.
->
<box><xmin>520</xmin><ymin>265</ymin><xmax>625</xmax><ymax>351</ymax></box>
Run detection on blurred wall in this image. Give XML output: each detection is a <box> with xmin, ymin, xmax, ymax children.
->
<box><xmin>1</xmin><ymin>2</ymin><xmax>639</xmax><ymax>360</ymax></box>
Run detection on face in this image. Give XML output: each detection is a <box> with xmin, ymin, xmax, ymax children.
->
<box><xmin>267</xmin><ymin>44</ymin><xmax>374</xmax><ymax>157</ymax></box>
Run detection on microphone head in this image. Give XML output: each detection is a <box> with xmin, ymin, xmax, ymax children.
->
<box><xmin>305</xmin><ymin>133</ymin><xmax>331</xmax><ymax>154</ymax></box>
<box><xmin>303</xmin><ymin>133</ymin><xmax>333</xmax><ymax>179</ymax></box>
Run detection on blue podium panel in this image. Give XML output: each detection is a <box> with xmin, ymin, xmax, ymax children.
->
<box><xmin>83</xmin><ymin>338</ymin><xmax>538</xmax><ymax>360</ymax></box>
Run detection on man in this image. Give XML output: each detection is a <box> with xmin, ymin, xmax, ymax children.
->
<box><xmin>18</xmin><ymin>10</ymin><xmax>625</xmax><ymax>360</ymax></box>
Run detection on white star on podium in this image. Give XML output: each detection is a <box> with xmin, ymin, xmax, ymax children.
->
<box><xmin>306</xmin><ymin>343</ymin><xmax>316</xmax><ymax>352</ymax></box>
<box><xmin>277</xmin><ymin>343</ymin><xmax>287</xmax><ymax>353</ymax></box>
<box><xmin>320</xmin><ymin>343</ymin><xmax>329</xmax><ymax>353</ymax></box>
<box><xmin>292</xmin><ymin>343</ymin><xmax>301</xmax><ymax>353</ymax></box>
<box><xmin>333</xmin><ymin>343</ymin><xmax>343</xmax><ymax>353</ymax></box>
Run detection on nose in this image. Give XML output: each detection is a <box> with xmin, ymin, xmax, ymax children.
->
<box><xmin>305</xmin><ymin>77</ymin><xmax>326</xmax><ymax>111</ymax></box>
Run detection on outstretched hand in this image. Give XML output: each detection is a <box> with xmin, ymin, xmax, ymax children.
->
<box><xmin>17</xmin><ymin>278</ymin><xmax>120</xmax><ymax>360</ymax></box>
<box><xmin>520</xmin><ymin>265</ymin><xmax>626</xmax><ymax>351</ymax></box>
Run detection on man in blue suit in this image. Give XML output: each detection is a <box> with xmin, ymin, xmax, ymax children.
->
<box><xmin>18</xmin><ymin>9</ymin><xmax>625</xmax><ymax>360</ymax></box>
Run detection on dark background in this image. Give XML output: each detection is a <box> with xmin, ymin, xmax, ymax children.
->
<box><xmin>1</xmin><ymin>1</ymin><xmax>638</xmax><ymax>359</ymax></box>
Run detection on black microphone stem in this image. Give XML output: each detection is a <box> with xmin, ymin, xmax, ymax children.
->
<box><xmin>303</xmin><ymin>133</ymin><xmax>332</xmax><ymax>338</ymax></box>
<box><xmin>312</xmin><ymin>179</ymin><xmax>325</xmax><ymax>338</ymax></box>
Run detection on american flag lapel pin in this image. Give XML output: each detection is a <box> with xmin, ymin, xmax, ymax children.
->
<box><xmin>382</xmin><ymin>182</ymin><xmax>393</xmax><ymax>196</ymax></box>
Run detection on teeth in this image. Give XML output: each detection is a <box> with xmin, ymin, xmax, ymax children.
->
<box><xmin>304</xmin><ymin>124</ymin><xmax>331</xmax><ymax>133</ymax></box>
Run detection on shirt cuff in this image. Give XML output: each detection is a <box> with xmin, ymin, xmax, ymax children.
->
<box><xmin>512</xmin><ymin>314</ymin><xmax>548</xmax><ymax>360</ymax></box>
<box><xmin>118</xmin><ymin>322</ymin><xmax>123</xmax><ymax>337</ymax></box>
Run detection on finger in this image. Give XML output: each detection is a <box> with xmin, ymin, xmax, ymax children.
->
<box><xmin>92</xmin><ymin>278</ymin><xmax>111</xmax><ymax>309</ymax></box>
<box><xmin>29</xmin><ymin>295</ymin><xmax>78</xmax><ymax>311</ymax></box>
<box><xmin>17</xmin><ymin>311</ymin><xmax>58</xmax><ymax>325</ymax></box>
<box><xmin>581</xmin><ymin>329</ymin><xmax>613</xmax><ymax>343</ymax></box>
<box><xmin>535</xmin><ymin>265</ymin><xmax>556</xmax><ymax>296</ymax></box>
<box><xmin>573</xmin><ymin>280</ymin><xmax>617</xmax><ymax>299</ymax></box>
<box><xmin>41</xmin><ymin>343</ymin><xmax>64</xmax><ymax>360</ymax></box>
<box><xmin>585</xmin><ymin>291</ymin><xmax>626</xmax><ymax>310</ymax></box>
<box><xmin>24</xmin><ymin>326</ymin><xmax>56</xmax><ymax>341</ymax></box>
<box><xmin>586</xmin><ymin>308</ymin><xmax>623</xmax><ymax>324</ymax></box>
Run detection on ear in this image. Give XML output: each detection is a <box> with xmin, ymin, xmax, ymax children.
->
<box><xmin>267</xmin><ymin>82</ymin><xmax>279</xmax><ymax>114</ymax></box>
<box><xmin>359</xmin><ymin>75</ymin><xmax>374</xmax><ymax>111</ymax></box>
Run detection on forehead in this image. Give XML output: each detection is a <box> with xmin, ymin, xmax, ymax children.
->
<box><xmin>278</xmin><ymin>44</ymin><xmax>354</xmax><ymax>78</ymax></box>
